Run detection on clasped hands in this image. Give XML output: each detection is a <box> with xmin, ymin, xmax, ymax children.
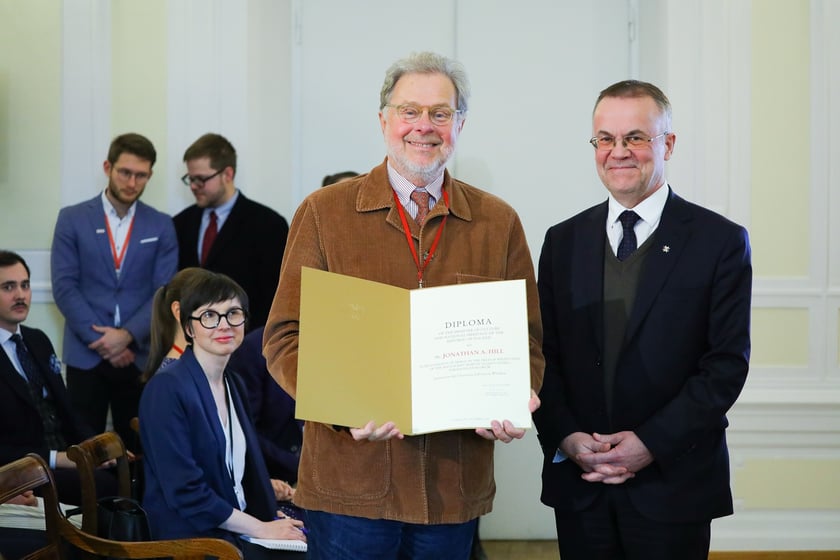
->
<box><xmin>348</xmin><ymin>390</ymin><xmax>541</xmax><ymax>444</ymax></box>
<box><xmin>88</xmin><ymin>325</ymin><xmax>135</xmax><ymax>368</ymax></box>
<box><xmin>562</xmin><ymin>431</ymin><xmax>654</xmax><ymax>485</ymax></box>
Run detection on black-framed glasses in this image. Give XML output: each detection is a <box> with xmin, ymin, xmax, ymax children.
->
<box><xmin>384</xmin><ymin>103</ymin><xmax>463</xmax><ymax>126</ymax></box>
<box><xmin>181</xmin><ymin>168</ymin><xmax>224</xmax><ymax>187</ymax></box>
<box><xmin>115</xmin><ymin>168</ymin><xmax>151</xmax><ymax>182</ymax></box>
<box><xmin>189</xmin><ymin>307</ymin><xmax>248</xmax><ymax>329</ymax></box>
<box><xmin>589</xmin><ymin>132</ymin><xmax>669</xmax><ymax>151</ymax></box>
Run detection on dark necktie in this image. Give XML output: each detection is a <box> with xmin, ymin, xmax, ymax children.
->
<box><xmin>616</xmin><ymin>210</ymin><xmax>641</xmax><ymax>261</ymax></box>
<box><xmin>201</xmin><ymin>211</ymin><xmax>218</xmax><ymax>266</ymax></box>
<box><xmin>410</xmin><ymin>189</ymin><xmax>430</xmax><ymax>225</ymax></box>
<box><xmin>10</xmin><ymin>334</ymin><xmax>45</xmax><ymax>395</ymax></box>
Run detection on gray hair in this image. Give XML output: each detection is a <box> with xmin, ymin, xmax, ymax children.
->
<box><xmin>379</xmin><ymin>52</ymin><xmax>471</xmax><ymax>113</ymax></box>
<box><xmin>594</xmin><ymin>80</ymin><xmax>673</xmax><ymax>129</ymax></box>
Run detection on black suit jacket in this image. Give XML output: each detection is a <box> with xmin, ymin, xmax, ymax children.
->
<box><xmin>0</xmin><ymin>326</ymin><xmax>93</xmax><ymax>465</ymax></box>
<box><xmin>173</xmin><ymin>193</ymin><xmax>289</xmax><ymax>329</ymax></box>
<box><xmin>533</xmin><ymin>188</ymin><xmax>752</xmax><ymax>523</ymax></box>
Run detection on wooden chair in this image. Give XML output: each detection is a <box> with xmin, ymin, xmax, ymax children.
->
<box><xmin>0</xmin><ymin>454</ymin><xmax>242</xmax><ymax>560</ymax></box>
<box><xmin>66</xmin><ymin>431</ymin><xmax>132</xmax><ymax>534</ymax></box>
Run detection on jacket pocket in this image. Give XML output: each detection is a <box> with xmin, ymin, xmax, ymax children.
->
<box><xmin>309</xmin><ymin>424</ymin><xmax>391</xmax><ymax>499</ymax></box>
<box><xmin>458</xmin><ymin>436</ymin><xmax>495</xmax><ymax>500</ymax></box>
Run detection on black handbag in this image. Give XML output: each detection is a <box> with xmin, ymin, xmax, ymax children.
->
<box><xmin>96</xmin><ymin>496</ymin><xmax>151</xmax><ymax>541</ymax></box>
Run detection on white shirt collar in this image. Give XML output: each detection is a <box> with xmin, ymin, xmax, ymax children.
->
<box><xmin>607</xmin><ymin>180</ymin><xmax>669</xmax><ymax>229</ymax></box>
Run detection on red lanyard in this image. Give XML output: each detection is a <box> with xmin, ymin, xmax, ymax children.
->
<box><xmin>392</xmin><ymin>188</ymin><xmax>449</xmax><ymax>288</ymax></box>
<box><xmin>104</xmin><ymin>213</ymin><xmax>135</xmax><ymax>271</ymax></box>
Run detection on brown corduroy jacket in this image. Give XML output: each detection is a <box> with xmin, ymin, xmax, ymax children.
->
<box><xmin>263</xmin><ymin>160</ymin><xmax>544</xmax><ymax>524</ymax></box>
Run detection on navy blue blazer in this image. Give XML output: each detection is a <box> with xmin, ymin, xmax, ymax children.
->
<box><xmin>533</xmin><ymin>188</ymin><xmax>752</xmax><ymax>523</ymax></box>
<box><xmin>173</xmin><ymin>193</ymin><xmax>289</xmax><ymax>330</ymax></box>
<box><xmin>0</xmin><ymin>326</ymin><xmax>93</xmax><ymax>465</ymax></box>
<box><xmin>51</xmin><ymin>194</ymin><xmax>178</xmax><ymax>369</ymax></box>
<box><xmin>139</xmin><ymin>347</ymin><xmax>275</xmax><ymax>543</ymax></box>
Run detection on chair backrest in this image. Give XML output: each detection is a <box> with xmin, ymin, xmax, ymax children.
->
<box><xmin>66</xmin><ymin>431</ymin><xmax>132</xmax><ymax>534</ymax></box>
<box><xmin>0</xmin><ymin>454</ymin><xmax>242</xmax><ymax>560</ymax></box>
<box><xmin>0</xmin><ymin>453</ymin><xmax>61</xmax><ymax>558</ymax></box>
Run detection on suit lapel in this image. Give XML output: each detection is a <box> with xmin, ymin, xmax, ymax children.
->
<box><xmin>183</xmin><ymin>350</ymin><xmax>228</xmax><ymax>464</ymax></box>
<box><xmin>88</xmin><ymin>197</ymin><xmax>119</xmax><ymax>283</ymax></box>
<box><xmin>624</xmin><ymin>190</ymin><xmax>692</xmax><ymax>344</ymax></box>
<box><xmin>22</xmin><ymin>327</ymin><xmax>56</xmax><ymax>383</ymax></box>
<box><xmin>118</xmin><ymin>202</ymin><xmax>147</xmax><ymax>279</ymax></box>
<box><xmin>205</xmin><ymin>195</ymin><xmax>246</xmax><ymax>266</ymax></box>
<box><xmin>574</xmin><ymin>203</ymin><xmax>608</xmax><ymax>354</ymax></box>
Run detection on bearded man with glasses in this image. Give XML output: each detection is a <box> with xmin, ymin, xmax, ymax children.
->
<box><xmin>173</xmin><ymin>133</ymin><xmax>289</xmax><ymax>331</ymax></box>
<box><xmin>264</xmin><ymin>51</ymin><xmax>544</xmax><ymax>560</ymax></box>
<box><xmin>534</xmin><ymin>80</ymin><xmax>752</xmax><ymax>559</ymax></box>
<box><xmin>50</xmin><ymin>133</ymin><xmax>178</xmax><ymax>451</ymax></box>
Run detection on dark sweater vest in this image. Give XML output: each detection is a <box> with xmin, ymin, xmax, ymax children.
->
<box><xmin>602</xmin><ymin>234</ymin><xmax>655</xmax><ymax>421</ymax></box>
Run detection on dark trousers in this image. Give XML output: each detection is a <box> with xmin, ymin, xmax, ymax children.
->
<box><xmin>66</xmin><ymin>362</ymin><xmax>142</xmax><ymax>452</ymax></box>
<box><xmin>0</xmin><ymin>527</ymin><xmax>46</xmax><ymax>559</ymax></box>
<box><xmin>554</xmin><ymin>485</ymin><xmax>711</xmax><ymax>560</ymax></box>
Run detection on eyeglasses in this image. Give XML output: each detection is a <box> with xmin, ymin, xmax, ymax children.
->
<box><xmin>589</xmin><ymin>132</ymin><xmax>669</xmax><ymax>151</ymax></box>
<box><xmin>189</xmin><ymin>307</ymin><xmax>247</xmax><ymax>329</ymax></box>
<box><xmin>181</xmin><ymin>168</ymin><xmax>224</xmax><ymax>187</ymax></box>
<box><xmin>115</xmin><ymin>168</ymin><xmax>151</xmax><ymax>182</ymax></box>
<box><xmin>384</xmin><ymin>103</ymin><xmax>463</xmax><ymax>126</ymax></box>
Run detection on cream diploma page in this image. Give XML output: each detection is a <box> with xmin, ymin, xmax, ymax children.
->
<box><xmin>408</xmin><ymin>279</ymin><xmax>532</xmax><ymax>434</ymax></box>
<box><xmin>296</xmin><ymin>268</ymin><xmax>532</xmax><ymax>435</ymax></box>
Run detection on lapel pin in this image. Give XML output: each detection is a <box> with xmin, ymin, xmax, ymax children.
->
<box><xmin>662</xmin><ymin>245</ymin><xmax>670</xmax><ymax>253</ymax></box>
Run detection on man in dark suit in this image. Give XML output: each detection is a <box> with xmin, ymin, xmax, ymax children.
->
<box><xmin>533</xmin><ymin>80</ymin><xmax>752</xmax><ymax>559</ymax></box>
<box><xmin>0</xmin><ymin>251</ymin><xmax>116</xmax><ymax>508</ymax></box>
<box><xmin>50</xmin><ymin>133</ymin><xmax>178</xmax><ymax>449</ymax></box>
<box><xmin>173</xmin><ymin>133</ymin><xmax>289</xmax><ymax>330</ymax></box>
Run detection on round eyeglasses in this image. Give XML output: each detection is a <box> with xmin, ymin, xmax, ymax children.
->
<box><xmin>181</xmin><ymin>168</ymin><xmax>224</xmax><ymax>187</ymax></box>
<box><xmin>189</xmin><ymin>308</ymin><xmax>248</xmax><ymax>329</ymax></box>
<box><xmin>589</xmin><ymin>132</ymin><xmax>669</xmax><ymax>151</ymax></box>
<box><xmin>384</xmin><ymin>103</ymin><xmax>463</xmax><ymax>126</ymax></box>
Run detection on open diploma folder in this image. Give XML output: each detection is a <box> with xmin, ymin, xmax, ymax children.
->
<box><xmin>296</xmin><ymin>267</ymin><xmax>533</xmax><ymax>435</ymax></box>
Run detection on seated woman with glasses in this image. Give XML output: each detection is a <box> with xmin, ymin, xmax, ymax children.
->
<box><xmin>138</xmin><ymin>271</ymin><xmax>306</xmax><ymax>553</ymax></box>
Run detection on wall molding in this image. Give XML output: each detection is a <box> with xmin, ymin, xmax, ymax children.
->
<box><xmin>712</xmin><ymin>510</ymin><xmax>840</xmax><ymax>550</ymax></box>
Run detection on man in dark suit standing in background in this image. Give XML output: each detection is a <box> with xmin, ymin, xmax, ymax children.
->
<box><xmin>533</xmin><ymin>80</ymin><xmax>752</xmax><ymax>559</ymax></box>
<box><xmin>0</xmin><ymin>250</ymin><xmax>115</xmax><ymax>507</ymax></box>
<box><xmin>173</xmin><ymin>133</ymin><xmax>289</xmax><ymax>330</ymax></box>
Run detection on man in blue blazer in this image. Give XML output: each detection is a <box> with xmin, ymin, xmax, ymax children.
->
<box><xmin>533</xmin><ymin>81</ymin><xmax>752</xmax><ymax>559</ymax></box>
<box><xmin>173</xmin><ymin>133</ymin><xmax>289</xmax><ymax>330</ymax></box>
<box><xmin>51</xmin><ymin>133</ymin><xmax>178</xmax><ymax>449</ymax></box>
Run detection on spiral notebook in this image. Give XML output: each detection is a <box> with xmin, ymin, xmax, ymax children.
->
<box><xmin>240</xmin><ymin>535</ymin><xmax>308</xmax><ymax>552</ymax></box>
